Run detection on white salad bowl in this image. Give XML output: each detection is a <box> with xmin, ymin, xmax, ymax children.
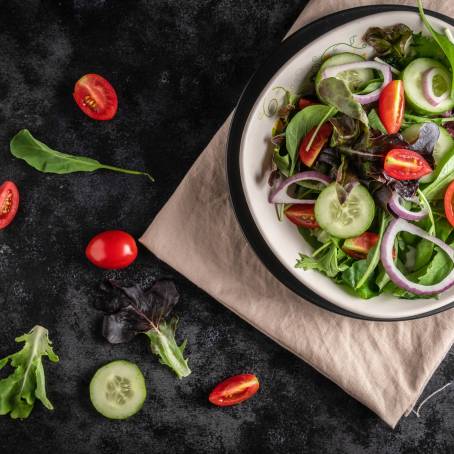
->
<box><xmin>227</xmin><ymin>5</ymin><xmax>454</xmax><ymax>320</ymax></box>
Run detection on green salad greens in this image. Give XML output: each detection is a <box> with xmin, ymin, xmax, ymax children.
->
<box><xmin>268</xmin><ymin>0</ymin><xmax>454</xmax><ymax>299</ymax></box>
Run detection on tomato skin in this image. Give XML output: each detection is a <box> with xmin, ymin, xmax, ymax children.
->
<box><xmin>299</xmin><ymin>123</ymin><xmax>333</xmax><ymax>167</ymax></box>
<box><xmin>0</xmin><ymin>181</ymin><xmax>19</xmax><ymax>230</ymax></box>
<box><xmin>209</xmin><ymin>374</ymin><xmax>259</xmax><ymax>407</ymax></box>
<box><xmin>285</xmin><ymin>204</ymin><xmax>319</xmax><ymax>229</ymax></box>
<box><xmin>342</xmin><ymin>232</ymin><xmax>379</xmax><ymax>259</ymax></box>
<box><xmin>384</xmin><ymin>148</ymin><xmax>432</xmax><ymax>180</ymax></box>
<box><xmin>86</xmin><ymin>230</ymin><xmax>138</xmax><ymax>269</ymax></box>
<box><xmin>444</xmin><ymin>181</ymin><xmax>454</xmax><ymax>227</ymax></box>
<box><xmin>378</xmin><ymin>80</ymin><xmax>404</xmax><ymax>134</ymax></box>
<box><xmin>73</xmin><ymin>74</ymin><xmax>118</xmax><ymax>121</ymax></box>
<box><xmin>298</xmin><ymin>98</ymin><xmax>317</xmax><ymax>110</ymax></box>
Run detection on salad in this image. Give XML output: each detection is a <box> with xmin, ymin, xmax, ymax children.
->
<box><xmin>268</xmin><ymin>1</ymin><xmax>454</xmax><ymax>299</ymax></box>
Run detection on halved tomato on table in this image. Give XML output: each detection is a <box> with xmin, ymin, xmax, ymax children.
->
<box><xmin>444</xmin><ymin>180</ymin><xmax>454</xmax><ymax>227</ymax></box>
<box><xmin>209</xmin><ymin>374</ymin><xmax>259</xmax><ymax>407</ymax></box>
<box><xmin>73</xmin><ymin>74</ymin><xmax>118</xmax><ymax>120</ymax></box>
<box><xmin>384</xmin><ymin>148</ymin><xmax>432</xmax><ymax>180</ymax></box>
<box><xmin>299</xmin><ymin>123</ymin><xmax>332</xmax><ymax>167</ymax></box>
<box><xmin>285</xmin><ymin>204</ymin><xmax>319</xmax><ymax>229</ymax></box>
<box><xmin>378</xmin><ymin>80</ymin><xmax>404</xmax><ymax>134</ymax></box>
<box><xmin>0</xmin><ymin>181</ymin><xmax>19</xmax><ymax>230</ymax></box>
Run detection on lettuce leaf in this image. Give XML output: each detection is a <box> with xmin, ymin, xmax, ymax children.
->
<box><xmin>0</xmin><ymin>326</ymin><xmax>59</xmax><ymax>419</ymax></box>
<box><xmin>95</xmin><ymin>280</ymin><xmax>191</xmax><ymax>379</ymax></box>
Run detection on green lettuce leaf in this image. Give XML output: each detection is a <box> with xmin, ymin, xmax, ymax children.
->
<box><xmin>0</xmin><ymin>326</ymin><xmax>59</xmax><ymax>419</ymax></box>
<box><xmin>318</xmin><ymin>77</ymin><xmax>369</xmax><ymax>126</ymax></box>
<box><xmin>296</xmin><ymin>238</ymin><xmax>351</xmax><ymax>278</ymax></box>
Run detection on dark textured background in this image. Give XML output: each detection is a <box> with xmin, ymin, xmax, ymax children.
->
<box><xmin>0</xmin><ymin>1</ymin><xmax>453</xmax><ymax>453</ymax></box>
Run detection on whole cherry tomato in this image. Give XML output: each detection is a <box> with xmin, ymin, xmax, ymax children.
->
<box><xmin>86</xmin><ymin>230</ymin><xmax>137</xmax><ymax>269</ymax></box>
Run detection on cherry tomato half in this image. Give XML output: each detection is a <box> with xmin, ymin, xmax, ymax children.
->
<box><xmin>73</xmin><ymin>74</ymin><xmax>118</xmax><ymax>120</ymax></box>
<box><xmin>298</xmin><ymin>98</ymin><xmax>317</xmax><ymax>110</ymax></box>
<box><xmin>209</xmin><ymin>374</ymin><xmax>259</xmax><ymax>407</ymax></box>
<box><xmin>384</xmin><ymin>148</ymin><xmax>432</xmax><ymax>180</ymax></box>
<box><xmin>0</xmin><ymin>181</ymin><xmax>19</xmax><ymax>230</ymax></box>
<box><xmin>285</xmin><ymin>204</ymin><xmax>319</xmax><ymax>229</ymax></box>
<box><xmin>299</xmin><ymin>122</ymin><xmax>333</xmax><ymax>167</ymax></box>
<box><xmin>86</xmin><ymin>230</ymin><xmax>137</xmax><ymax>269</ymax></box>
<box><xmin>378</xmin><ymin>80</ymin><xmax>404</xmax><ymax>134</ymax></box>
<box><xmin>444</xmin><ymin>180</ymin><xmax>454</xmax><ymax>227</ymax></box>
<box><xmin>342</xmin><ymin>232</ymin><xmax>379</xmax><ymax>259</ymax></box>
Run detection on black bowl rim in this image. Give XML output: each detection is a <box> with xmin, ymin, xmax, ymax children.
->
<box><xmin>226</xmin><ymin>5</ymin><xmax>454</xmax><ymax>322</ymax></box>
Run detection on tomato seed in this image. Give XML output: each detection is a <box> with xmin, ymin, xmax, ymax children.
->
<box><xmin>83</xmin><ymin>95</ymin><xmax>98</xmax><ymax>111</ymax></box>
<box><xmin>1</xmin><ymin>191</ymin><xmax>12</xmax><ymax>215</ymax></box>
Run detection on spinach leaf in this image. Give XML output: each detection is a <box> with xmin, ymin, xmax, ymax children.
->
<box><xmin>342</xmin><ymin>259</ymin><xmax>379</xmax><ymax>299</ymax></box>
<box><xmin>10</xmin><ymin>129</ymin><xmax>154</xmax><ymax>181</ymax></box>
<box><xmin>318</xmin><ymin>77</ymin><xmax>369</xmax><ymax>126</ymax></box>
<box><xmin>422</xmin><ymin>153</ymin><xmax>454</xmax><ymax>200</ymax></box>
<box><xmin>285</xmin><ymin>105</ymin><xmax>336</xmax><ymax>173</ymax></box>
<box><xmin>405</xmin><ymin>32</ymin><xmax>448</xmax><ymax>66</ymax></box>
<box><xmin>295</xmin><ymin>238</ymin><xmax>351</xmax><ymax>278</ymax></box>
<box><xmin>418</xmin><ymin>243</ymin><xmax>454</xmax><ymax>286</ymax></box>
<box><xmin>273</xmin><ymin>148</ymin><xmax>291</xmax><ymax>176</ymax></box>
<box><xmin>418</xmin><ymin>0</ymin><xmax>454</xmax><ymax>98</ymax></box>
<box><xmin>368</xmin><ymin>109</ymin><xmax>387</xmax><ymax>134</ymax></box>
<box><xmin>0</xmin><ymin>326</ymin><xmax>59</xmax><ymax>419</ymax></box>
<box><xmin>375</xmin><ymin>263</ymin><xmax>391</xmax><ymax>291</ymax></box>
<box><xmin>95</xmin><ymin>280</ymin><xmax>191</xmax><ymax>379</ymax></box>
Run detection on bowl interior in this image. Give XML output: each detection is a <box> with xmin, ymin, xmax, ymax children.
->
<box><xmin>238</xmin><ymin>9</ymin><xmax>454</xmax><ymax>319</ymax></box>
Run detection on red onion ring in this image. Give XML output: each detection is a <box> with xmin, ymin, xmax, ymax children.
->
<box><xmin>422</xmin><ymin>67</ymin><xmax>449</xmax><ymax>107</ymax></box>
<box><xmin>268</xmin><ymin>171</ymin><xmax>331</xmax><ymax>204</ymax></box>
<box><xmin>321</xmin><ymin>61</ymin><xmax>392</xmax><ymax>104</ymax></box>
<box><xmin>388</xmin><ymin>192</ymin><xmax>429</xmax><ymax>221</ymax></box>
<box><xmin>381</xmin><ymin>218</ymin><xmax>454</xmax><ymax>295</ymax></box>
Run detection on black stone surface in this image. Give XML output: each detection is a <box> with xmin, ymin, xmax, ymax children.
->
<box><xmin>0</xmin><ymin>1</ymin><xmax>453</xmax><ymax>453</ymax></box>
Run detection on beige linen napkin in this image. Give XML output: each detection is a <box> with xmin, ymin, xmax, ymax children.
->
<box><xmin>141</xmin><ymin>0</ymin><xmax>454</xmax><ymax>427</ymax></box>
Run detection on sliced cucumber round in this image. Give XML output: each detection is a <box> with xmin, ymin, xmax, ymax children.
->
<box><xmin>402</xmin><ymin>123</ymin><xmax>454</xmax><ymax>182</ymax></box>
<box><xmin>314</xmin><ymin>183</ymin><xmax>375</xmax><ymax>239</ymax></box>
<box><xmin>90</xmin><ymin>360</ymin><xmax>147</xmax><ymax>420</ymax></box>
<box><xmin>402</xmin><ymin>58</ymin><xmax>454</xmax><ymax>114</ymax></box>
<box><xmin>315</xmin><ymin>52</ymin><xmax>374</xmax><ymax>97</ymax></box>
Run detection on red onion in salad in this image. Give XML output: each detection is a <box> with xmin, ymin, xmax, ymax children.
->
<box><xmin>381</xmin><ymin>218</ymin><xmax>454</xmax><ymax>295</ymax></box>
<box><xmin>321</xmin><ymin>61</ymin><xmax>392</xmax><ymax>104</ymax></box>
<box><xmin>422</xmin><ymin>67</ymin><xmax>449</xmax><ymax>106</ymax></box>
<box><xmin>268</xmin><ymin>171</ymin><xmax>331</xmax><ymax>204</ymax></box>
<box><xmin>388</xmin><ymin>192</ymin><xmax>428</xmax><ymax>221</ymax></box>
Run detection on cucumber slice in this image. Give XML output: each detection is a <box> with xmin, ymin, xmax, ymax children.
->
<box><xmin>402</xmin><ymin>124</ymin><xmax>454</xmax><ymax>183</ymax></box>
<box><xmin>402</xmin><ymin>58</ymin><xmax>454</xmax><ymax>114</ymax></box>
<box><xmin>315</xmin><ymin>53</ymin><xmax>374</xmax><ymax>97</ymax></box>
<box><xmin>314</xmin><ymin>183</ymin><xmax>375</xmax><ymax>239</ymax></box>
<box><xmin>90</xmin><ymin>360</ymin><xmax>147</xmax><ymax>420</ymax></box>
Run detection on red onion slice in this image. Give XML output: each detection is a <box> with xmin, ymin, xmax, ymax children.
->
<box><xmin>388</xmin><ymin>192</ymin><xmax>429</xmax><ymax>221</ymax></box>
<box><xmin>268</xmin><ymin>171</ymin><xmax>331</xmax><ymax>204</ymax></box>
<box><xmin>381</xmin><ymin>218</ymin><xmax>454</xmax><ymax>295</ymax></box>
<box><xmin>422</xmin><ymin>68</ymin><xmax>449</xmax><ymax>107</ymax></box>
<box><xmin>321</xmin><ymin>61</ymin><xmax>392</xmax><ymax>104</ymax></box>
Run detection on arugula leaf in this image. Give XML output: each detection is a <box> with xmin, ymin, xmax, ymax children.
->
<box><xmin>95</xmin><ymin>280</ymin><xmax>191</xmax><ymax>379</ymax></box>
<box><xmin>0</xmin><ymin>326</ymin><xmax>59</xmax><ymax>419</ymax></box>
<box><xmin>10</xmin><ymin>129</ymin><xmax>154</xmax><ymax>181</ymax></box>
<box><xmin>418</xmin><ymin>0</ymin><xmax>454</xmax><ymax>98</ymax></box>
<box><xmin>285</xmin><ymin>105</ymin><xmax>336</xmax><ymax>173</ymax></box>
<box><xmin>296</xmin><ymin>238</ymin><xmax>351</xmax><ymax>278</ymax></box>
<box><xmin>368</xmin><ymin>109</ymin><xmax>387</xmax><ymax>134</ymax></box>
<box><xmin>318</xmin><ymin>77</ymin><xmax>369</xmax><ymax>125</ymax></box>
